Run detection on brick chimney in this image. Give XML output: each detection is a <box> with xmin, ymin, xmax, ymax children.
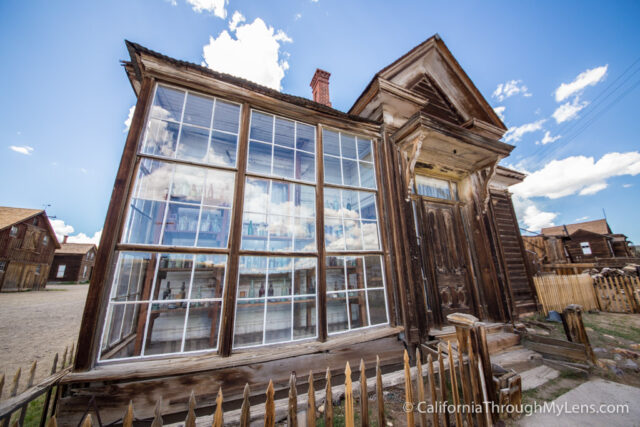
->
<box><xmin>310</xmin><ymin>69</ymin><xmax>331</xmax><ymax>107</ymax></box>
<box><xmin>63</xmin><ymin>235</ymin><xmax>68</xmax><ymax>244</ymax></box>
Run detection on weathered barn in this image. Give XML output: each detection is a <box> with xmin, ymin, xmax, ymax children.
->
<box><xmin>48</xmin><ymin>238</ymin><xmax>97</xmax><ymax>283</ymax></box>
<box><xmin>0</xmin><ymin>207</ymin><xmax>60</xmax><ymax>291</ymax></box>
<box><xmin>61</xmin><ymin>36</ymin><xmax>537</xmax><ymax>423</ymax></box>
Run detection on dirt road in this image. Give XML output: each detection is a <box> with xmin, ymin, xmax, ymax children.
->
<box><xmin>0</xmin><ymin>284</ymin><xmax>89</xmax><ymax>388</ymax></box>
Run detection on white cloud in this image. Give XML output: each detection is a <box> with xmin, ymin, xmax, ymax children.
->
<box><xmin>503</xmin><ymin>119</ymin><xmax>545</xmax><ymax>143</ymax></box>
<box><xmin>575</xmin><ymin>216</ymin><xmax>589</xmax><ymax>222</ymax></box>
<box><xmin>294</xmin><ymin>13</ymin><xmax>302</xmax><ymax>21</ymax></box>
<box><xmin>9</xmin><ymin>145</ymin><xmax>34</xmax><ymax>155</ymax></box>
<box><xmin>535</xmin><ymin>131</ymin><xmax>561</xmax><ymax>145</ymax></box>
<box><xmin>552</xmin><ymin>97</ymin><xmax>588</xmax><ymax>123</ymax></box>
<box><xmin>511</xmin><ymin>151</ymin><xmax>640</xmax><ymax>200</ymax></box>
<box><xmin>229</xmin><ymin>10</ymin><xmax>245</xmax><ymax>31</ymax></box>
<box><xmin>50</xmin><ymin>218</ymin><xmax>102</xmax><ymax>246</ymax></box>
<box><xmin>623</xmin><ymin>183</ymin><xmax>633</xmax><ymax>188</ymax></box>
<box><xmin>493</xmin><ymin>106</ymin><xmax>506</xmax><ymax>121</ymax></box>
<box><xmin>80</xmin><ymin>168</ymin><xmax>88</xmax><ymax>174</ymax></box>
<box><xmin>202</xmin><ymin>17</ymin><xmax>292</xmax><ymax>91</ymax></box>
<box><xmin>492</xmin><ymin>80</ymin><xmax>531</xmax><ymax>102</ymax></box>
<box><xmin>512</xmin><ymin>195</ymin><xmax>557</xmax><ymax>231</ymax></box>
<box><xmin>555</xmin><ymin>65</ymin><xmax>608</xmax><ymax>102</ymax></box>
<box><xmin>186</xmin><ymin>0</ymin><xmax>227</xmax><ymax>18</ymax></box>
<box><xmin>124</xmin><ymin>105</ymin><xmax>135</xmax><ymax>132</ymax></box>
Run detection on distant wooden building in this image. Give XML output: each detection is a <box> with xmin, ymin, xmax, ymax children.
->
<box><xmin>523</xmin><ymin>218</ymin><xmax>634</xmax><ymax>266</ymax></box>
<box><xmin>0</xmin><ymin>207</ymin><xmax>60</xmax><ymax>291</ymax></box>
<box><xmin>48</xmin><ymin>237</ymin><xmax>97</xmax><ymax>283</ymax></box>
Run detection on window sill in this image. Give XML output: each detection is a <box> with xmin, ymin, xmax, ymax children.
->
<box><xmin>64</xmin><ymin>324</ymin><xmax>402</xmax><ymax>383</ymax></box>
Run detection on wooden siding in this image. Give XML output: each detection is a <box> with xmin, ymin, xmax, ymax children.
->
<box><xmin>565</xmin><ymin>230</ymin><xmax>613</xmax><ymax>262</ymax></box>
<box><xmin>48</xmin><ymin>253</ymin><xmax>95</xmax><ymax>283</ymax></box>
<box><xmin>0</xmin><ymin>213</ymin><xmax>57</xmax><ymax>291</ymax></box>
<box><xmin>489</xmin><ymin>190</ymin><xmax>537</xmax><ymax>315</ymax></box>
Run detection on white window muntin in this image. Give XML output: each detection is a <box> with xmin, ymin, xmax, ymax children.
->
<box><xmin>324</xmin><ymin>188</ymin><xmax>381</xmax><ymax>252</ymax></box>
<box><xmin>322</xmin><ymin>128</ymin><xmax>376</xmax><ymax>190</ymax></box>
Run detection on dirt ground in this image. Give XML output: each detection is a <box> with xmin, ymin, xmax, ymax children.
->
<box><xmin>0</xmin><ymin>284</ymin><xmax>89</xmax><ymax>388</ymax></box>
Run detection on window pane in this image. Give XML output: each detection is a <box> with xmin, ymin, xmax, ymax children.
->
<box><xmin>184</xmin><ymin>301</ymin><xmax>222</xmax><ymax>351</ymax></box>
<box><xmin>247</xmin><ymin>141</ymin><xmax>272</xmax><ymax>175</ymax></box>
<box><xmin>209</xmin><ymin>131</ymin><xmax>237</xmax><ymax>167</ymax></box>
<box><xmin>295</xmin><ymin>184</ymin><xmax>315</xmax><ymax>217</ymax></box>
<box><xmin>109</xmin><ymin>252</ymin><xmax>154</xmax><ymax>302</ymax></box>
<box><xmin>270</xmin><ymin>181</ymin><xmax>292</xmax><ymax>216</ymax></box>
<box><xmin>324</xmin><ymin>155</ymin><xmax>342</xmax><ymax>185</ymax></box>
<box><xmin>183</xmin><ymin>93</ymin><xmax>213</xmax><ymax>128</ymax></box>
<box><xmin>234</xmin><ymin>300</ymin><xmax>265</xmax><ymax>347</ymax></box>
<box><xmin>368</xmin><ymin>290</ymin><xmax>388</xmax><ymax>325</ymax></box>
<box><xmin>123</xmin><ymin>199</ymin><xmax>165</xmax><ymax>245</ymax></box>
<box><xmin>241</xmin><ymin>213</ymin><xmax>268</xmax><ymax>251</ymax></box>
<box><xmin>132</xmin><ymin>159</ymin><xmax>172</xmax><ymax>201</ymax></box>
<box><xmin>364</xmin><ymin>256</ymin><xmax>383</xmax><ymax>288</ymax></box>
<box><xmin>340</xmin><ymin>134</ymin><xmax>357</xmax><ymax>159</ymax></box>
<box><xmin>162</xmin><ymin>203</ymin><xmax>199</xmax><ymax>246</ymax></box>
<box><xmin>359</xmin><ymin>192</ymin><xmax>377</xmax><ymax>220</ymax></box>
<box><xmin>327</xmin><ymin>293</ymin><xmax>348</xmax><ymax>333</ymax></box>
<box><xmin>191</xmin><ymin>255</ymin><xmax>226</xmax><ymax>299</ymax></box>
<box><xmin>144</xmin><ymin>302</ymin><xmax>187</xmax><ymax>356</ymax></box>
<box><xmin>326</xmin><ymin>256</ymin><xmax>345</xmax><ymax>291</ymax></box>
<box><xmin>213</xmin><ymin>101</ymin><xmax>240</xmax><ymax>133</ymax></box>
<box><xmin>348</xmin><ymin>291</ymin><xmax>369</xmax><ymax>329</ymax></box>
<box><xmin>274</xmin><ymin>117</ymin><xmax>295</xmax><ymax>148</ymax></box>
<box><xmin>344</xmin><ymin>219</ymin><xmax>363</xmax><ymax>250</ymax></box>
<box><xmin>362</xmin><ymin>221</ymin><xmax>379</xmax><ymax>250</ymax></box>
<box><xmin>324</xmin><ymin>217</ymin><xmax>345</xmax><ymax>251</ymax></box>
<box><xmin>171</xmin><ymin>165</ymin><xmax>204</xmax><ymax>204</ymax></box>
<box><xmin>101</xmin><ymin>302</ymin><xmax>145</xmax><ymax>358</ymax></box>
<box><xmin>238</xmin><ymin>256</ymin><xmax>267</xmax><ymax>298</ymax></box>
<box><xmin>177</xmin><ymin>124</ymin><xmax>210</xmax><ymax>162</ymax></box>
<box><xmin>342</xmin><ymin>190</ymin><xmax>360</xmax><ymax>219</ymax></box>
<box><xmin>203</xmin><ymin>169</ymin><xmax>235</xmax><ymax>208</ymax></box>
<box><xmin>197</xmin><ymin>207</ymin><xmax>230</xmax><ymax>248</ymax></box>
<box><xmin>265</xmin><ymin>298</ymin><xmax>291</xmax><ymax>343</ymax></box>
<box><xmin>357</xmin><ymin>139</ymin><xmax>373</xmax><ymax>161</ymax></box>
<box><xmin>415</xmin><ymin>176</ymin><xmax>451</xmax><ymax>200</ymax></box>
<box><xmin>296</xmin><ymin>151</ymin><xmax>315</xmax><ymax>182</ymax></box>
<box><xmin>296</xmin><ymin>123</ymin><xmax>315</xmax><ymax>152</ymax></box>
<box><xmin>294</xmin><ymin>258</ymin><xmax>316</xmax><ymax>295</ymax></box>
<box><xmin>294</xmin><ymin>217</ymin><xmax>315</xmax><ymax>252</ymax></box>
<box><xmin>268</xmin><ymin>215</ymin><xmax>293</xmax><ymax>252</ymax></box>
<box><xmin>268</xmin><ymin>257</ymin><xmax>293</xmax><ymax>296</ymax></box>
<box><xmin>293</xmin><ymin>296</ymin><xmax>316</xmax><ymax>339</ymax></box>
<box><xmin>153</xmin><ymin>253</ymin><xmax>193</xmax><ymax>301</ymax></box>
<box><xmin>244</xmin><ymin>178</ymin><xmax>269</xmax><ymax>214</ymax></box>
<box><xmin>359</xmin><ymin>162</ymin><xmax>376</xmax><ymax>189</ymax></box>
<box><xmin>345</xmin><ymin>257</ymin><xmax>365</xmax><ymax>290</ymax></box>
<box><xmin>323</xmin><ymin>130</ymin><xmax>340</xmax><ymax>156</ymax></box>
<box><xmin>273</xmin><ymin>146</ymin><xmax>295</xmax><ymax>179</ymax></box>
<box><xmin>324</xmin><ymin>188</ymin><xmax>341</xmax><ymax>217</ymax></box>
<box><xmin>342</xmin><ymin>159</ymin><xmax>359</xmax><ymax>187</ymax></box>
<box><xmin>142</xmin><ymin>119</ymin><xmax>179</xmax><ymax>157</ymax></box>
<box><xmin>250</xmin><ymin>111</ymin><xmax>273</xmax><ymax>143</ymax></box>
<box><xmin>152</xmin><ymin>86</ymin><xmax>185</xmax><ymax>122</ymax></box>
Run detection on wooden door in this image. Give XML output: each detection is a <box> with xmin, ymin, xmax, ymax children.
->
<box><xmin>421</xmin><ymin>199</ymin><xmax>474</xmax><ymax>321</ymax></box>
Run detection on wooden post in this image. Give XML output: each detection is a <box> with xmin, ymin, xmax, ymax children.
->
<box><xmin>10</xmin><ymin>368</ymin><xmax>20</xmax><ymax>397</ymax></box>
<box><xmin>39</xmin><ymin>354</ymin><xmax>59</xmax><ymax>427</ymax></box>
<box><xmin>212</xmin><ymin>388</ymin><xmax>224</xmax><ymax>427</ymax></box>
<box><xmin>345</xmin><ymin>362</ymin><xmax>354</xmax><ymax>427</ymax></box>
<box><xmin>288</xmin><ymin>372</ymin><xmax>298</xmax><ymax>427</ymax></box>
<box><xmin>46</xmin><ymin>416</ymin><xmax>57</xmax><ymax>427</ymax></box>
<box><xmin>561</xmin><ymin>304</ymin><xmax>596</xmax><ymax>363</ymax></box>
<box><xmin>81</xmin><ymin>414</ymin><xmax>92</xmax><ymax>427</ymax></box>
<box><xmin>359</xmin><ymin>359</ymin><xmax>369</xmax><ymax>427</ymax></box>
<box><xmin>240</xmin><ymin>384</ymin><xmax>250</xmax><ymax>427</ymax></box>
<box><xmin>307</xmin><ymin>371</ymin><xmax>315</xmax><ymax>427</ymax></box>
<box><xmin>0</xmin><ymin>373</ymin><xmax>4</xmax><ymax>400</ymax></box>
<box><xmin>324</xmin><ymin>367</ymin><xmax>333</xmax><ymax>427</ymax></box>
<box><xmin>27</xmin><ymin>361</ymin><xmax>37</xmax><ymax>388</ymax></box>
<box><xmin>403</xmin><ymin>350</ymin><xmax>415</xmax><ymax>427</ymax></box>
<box><xmin>437</xmin><ymin>347</ymin><xmax>450</xmax><ymax>427</ymax></box>
<box><xmin>185</xmin><ymin>391</ymin><xmax>196</xmax><ymax>427</ymax></box>
<box><xmin>151</xmin><ymin>399</ymin><xmax>163</xmax><ymax>427</ymax></box>
<box><xmin>415</xmin><ymin>349</ymin><xmax>427</xmax><ymax>427</ymax></box>
<box><xmin>123</xmin><ymin>401</ymin><xmax>134</xmax><ymax>427</ymax></box>
<box><xmin>447</xmin><ymin>341</ymin><xmax>463</xmax><ymax>427</ymax></box>
<box><xmin>427</xmin><ymin>355</ymin><xmax>439</xmax><ymax>427</ymax></box>
<box><xmin>375</xmin><ymin>356</ymin><xmax>385</xmax><ymax>427</ymax></box>
<box><xmin>264</xmin><ymin>380</ymin><xmax>275</xmax><ymax>427</ymax></box>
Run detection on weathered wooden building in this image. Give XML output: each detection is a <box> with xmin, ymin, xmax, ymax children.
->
<box><xmin>0</xmin><ymin>207</ymin><xmax>60</xmax><ymax>292</ymax></box>
<box><xmin>61</xmin><ymin>36</ymin><xmax>537</xmax><ymax>423</ymax></box>
<box><xmin>523</xmin><ymin>218</ymin><xmax>634</xmax><ymax>265</ymax></box>
<box><xmin>48</xmin><ymin>238</ymin><xmax>97</xmax><ymax>283</ymax></box>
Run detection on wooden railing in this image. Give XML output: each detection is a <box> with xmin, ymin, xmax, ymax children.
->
<box><xmin>594</xmin><ymin>276</ymin><xmax>640</xmax><ymax>313</ymax></box>
<box><xmin>533</xmin><ymin>274</ymin><xmax>599</xmax><ymax>315</ymax></box>
<box><xmin>0</xmin><ymin>344</ymin><xmax>75</xmax><ymax>427</ymax></box>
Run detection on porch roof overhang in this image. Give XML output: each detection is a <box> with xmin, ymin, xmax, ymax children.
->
<box><xmin>391</xmin><ymin>112</ymin><xmax>514</xmax><ymax>174</ymax></box>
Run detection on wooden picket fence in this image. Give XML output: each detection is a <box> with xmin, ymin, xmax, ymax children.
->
<box><xmin>0</xmin><ymin>344</ymin><xmax>75</xmax><ymax>427</ymax></box>
<box><xmin>47</xmin><ymin>345</ymin><xmax>503</xmax><ymax>427</ymax></box>
<box><xmin>594</xmin><ymin>276</ymin><xmax>640</xmax><ymax>313</ymax></box>
<box><xmin>533</xmin><ymin>274</ymin><xmax>599</xmax><ymax>315</ymax></box>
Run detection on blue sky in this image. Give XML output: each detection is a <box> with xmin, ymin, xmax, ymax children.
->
<box><xmin>1</xmin><ymin>0</ymin><xmax>639</xmax><ymax>243</ymax></box>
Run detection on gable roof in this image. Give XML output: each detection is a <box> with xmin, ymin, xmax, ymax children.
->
<box><xmin>56</xmin><ymin>243</ymin><xmax>97</xmax><ymax>255</ymax></box>
<box><xmin>124</xmin><ymin>41</ymin><xmax>379</xmax><ymax>126</ymax></box>
<box><xmin>0</xmin><ymin>206</ymin><xmax>61</xmax><ymax>249</ymax></box>
<box><xmin>541</xmin><ymin>219</ymin><xmax>612</xmax><ymax>236</ymax></box>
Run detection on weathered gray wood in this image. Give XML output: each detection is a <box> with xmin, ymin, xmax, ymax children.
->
<box><xmin>359</xmin><ymin>359</ymin><xmax>369</xmax><ymax>427</ymax></box>
<box><xmin>240</xmin><ymin>384</ymin><xmax>250</xmax><ymax>427</ymax></box>
<box><xmin>427</xmin><ymin>355</ymin><xmax>438</xmax><ymax>427</ymax></box>
<box><xmin>27</xmin><ymin>361</ymin><xmax>37</xmax><ymax>388</ymax></box>
<box><xmin>438</xmin><ymin>347</ymin><xmax>450</xmax><ymax>427</ymax></box>
<box><xmin>185</xmin><ymin>391</ymin><xmax>196</xmax><ymax>427</ymax></box>
<box><xmin>375</xmin><ymin>356</ymin><xmax>385</xmax><ymax>427</ymax></box>
<box><xmin>10</xmin><ymin>369</ymin><xmax>20</xmax><ymax>397</ymax></box>
<box><xmin>150</xmin><ymin>399</ymin><xmax>163</xmax><ymax>427</ymax></box>
<box><xmin>447</xmin><ymin>341</ymin><xmax>462</xmax><ymax>427</ymax></box>
<box><xmin>287</xmin><ymin>373</ymin><xmax>297</xmax><ymax>427</ymax></box>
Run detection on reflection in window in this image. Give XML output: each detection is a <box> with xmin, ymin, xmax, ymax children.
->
<box><xmin>326</xmin><ymin>255</ymin><xmax>387</xmax><ymax>334</ymax></box>
<box><xmin>414</xmin><ymin>175</ymin><xmax>458</xmax><ymax>201</ymax></box>
<box><xmin>323</xmin><ymin>130</ymin><xmax>375</xmax><ymax>189</ymax></box>
<box><xmin>324</xmin><ymin>188</ymin><xmax>379</xmax><ymax>251</ymax></box>
<box><xmin>141</xmin><ymin>85</ymin><xmax>241</xmax><ymax>168</ymax></box>
<box><xmin>233</xmin><ymin>256</ymin><xmax>317</xmax><ymax>348</ymax></box>
<box><xmin>122</xmin><ymin>159</ymin><xmax>235</xmax><ymax>249</ymax></box>
<box><xmin>99</xmin><ymin>252</ymin><xmax>227</xmax><ymax>360</ymax></box>
<box><xmin>247</xmin><ymin>111</ymin><xmax>316</xmax><ymax>182</ymax></box>
<box><xmin>241</xmin><ymin>178</ymin><xmax>316</xmax><ymax>252</ymax></box>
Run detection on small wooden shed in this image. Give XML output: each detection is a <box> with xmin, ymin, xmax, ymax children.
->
<box><xmin>48</xmin><ymin>238</ymin><xmax>97</xmax><ymax>283</ymax></box>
